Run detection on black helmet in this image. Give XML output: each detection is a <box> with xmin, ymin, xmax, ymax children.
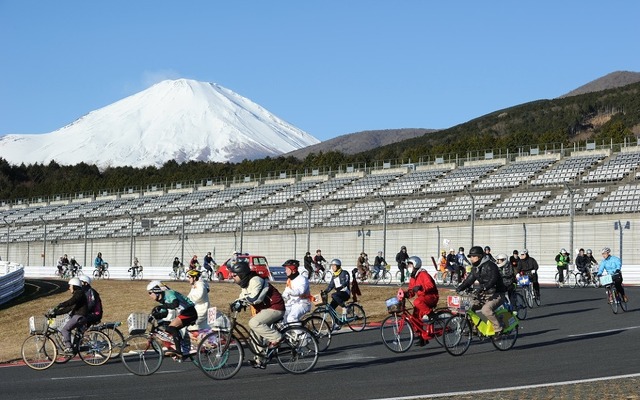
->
<box><xmin>467</xmin><ymin>246</ymin><xmax>484</xmax><ymax>257</ymax></box>
<box><xmin>230</xmin><ymin>261</ymin><xmax>251</xmax><ymax>278</ymax></box>
<box><xmin>459</xmin><ymin>247</ymin><xmax>464</xmax><ymax>252</ymax></box>
<box><xmin>484</xmin><ymin>246</ymin><xmax>491</xmax><ymax>251</ymax></box>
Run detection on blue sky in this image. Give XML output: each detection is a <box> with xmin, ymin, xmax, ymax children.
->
<box><xmin>1</xmin><ymin>1</ymin><xmax>639</xmax><ymax>141</ymax></box>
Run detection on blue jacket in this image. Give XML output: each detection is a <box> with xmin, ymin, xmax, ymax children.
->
<box><xmin>598</xmin><ymin>255</ymin><xmax>621</xmax><ymax>276</ymax></box>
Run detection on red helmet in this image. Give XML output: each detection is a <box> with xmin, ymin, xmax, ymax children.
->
<box><xmin>283</xmin><ymin>259</ymin><xmax>300</xmax><ymax>273</ymax></box>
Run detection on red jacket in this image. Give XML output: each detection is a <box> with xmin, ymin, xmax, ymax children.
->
<box><xmin>408</xmin><ymin>269</ymin><xmax>438</xmax><ymax>299</ymax></box>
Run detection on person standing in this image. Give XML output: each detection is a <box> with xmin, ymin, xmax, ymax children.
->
<box><xmin>395</xmin><ymin>246</ymin><xmax>409</xmax><ymax>284</ymax></box>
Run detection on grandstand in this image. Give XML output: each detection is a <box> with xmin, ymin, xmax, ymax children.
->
<box><xmin>2</xmin><ymin>143</ymin><xmax>640</xmax><ymax>272</ymax></box>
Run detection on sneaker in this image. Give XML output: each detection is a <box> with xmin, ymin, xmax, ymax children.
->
<box><xmin>414</xmin><ymin>338</ymin><xmax>428</xmax><ymax>347</ymax></box>
<box><xmin>623</xmin><ymin>295</ymin><xmax>629</xmax><ymax>302</ymax></box>
<box><xmin>249</xmin><ymin>358</ymin><xmax>267</xmax><ymax>369</ymax></box>
<box><xmin>62</xmin><ymin>347</ymin><xmax>74</xmax><ymax>355</ymax></box>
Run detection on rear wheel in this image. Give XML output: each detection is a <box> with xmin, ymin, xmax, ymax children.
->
<box><xmin>380</xmin><ymin>314</ymin><xmax>413</xmax><ymax>353</ymax></box>
<box><xmin>492</xmin><ymin>324</ymin><xmax>518</xmax><ymax>351</ymax></box>
<box><xmin>21</xmin><ymin>334</ymin><xmax>56</xmax><ymax>370</ymax></box>
<box><xmin>346</xmin><ymin>303</ymin><xmax>366</xmax><ymax>332</ymax></box>
<box><xmin>197</xmin><ymin>330</ymin><xmax>244</xmax><ymax>380</ymax></box>
<box><xmin>276</xmin><ymin>326</ymin><xmax>318</xmax><ymax>374</ymax></box>
<box><xmin>98</xmin><ymin>326</ymin><xmax>125</xmax><ymax>358</ymax></box>
<box><xmin>431</xmin><ymin>310</ymin><xmax>453</xmax><ymax>346</ymax></box>
<box><xmin>78</xmin><ymin>330</ymin><xmax>112</xmax><ymax>366</ymax></box>
<box><xmin>608</xmin><ymin>287</ymin><xmax>618</xmax><ymax>314</ymax></box>
<box><xmin>302</xmin><ymin>316</ymin><xmax>332</xmax><ymax>352</ymax></box>
<box><xmin>121</xmin><ymin>334</ymin><xmax>163</xmax><ymax>376</ymax></box>
<box><xmin>442</xmin><ymin>315</ymin><xmax>472</xmax><ymax>356</ymax></box>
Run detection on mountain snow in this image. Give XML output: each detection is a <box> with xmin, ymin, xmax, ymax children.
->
<box><xmin>0</xmin><ymin>79</ymin><xmax>320</xmax><ymax>169</ymax></box>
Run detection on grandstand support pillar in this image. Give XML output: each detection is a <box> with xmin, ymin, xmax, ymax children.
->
<box><xmin>436</xmin><ymin>226</ymin><xmax>441</xmax><ymax>254</ymax></box>
<box><xmin>293</xmin><ymin>230</ymin><xmax>297</xmax><ymax>258</ymax></box>
<box><xmin>81</xmin><ymin>214</ymin><xmax>88</xmax><ymax>268</ymax></box>
<box><xmin>39</xmin><ymin>216</ymin><xmax>46</xmax><ymax>267</ymax></box>
<box><xmin>301</xmin><ymin>198</ymin><xmax>311</xmax><ymax>254</ymax></box>
<box><xmin>564</xmin><ymin>184</ymin><xmax>575</xmax><ymax>260</ymax></box>
<box><xmin>377</xmin><ymin>193</ymin><xmax>387</xmax><ymax>260</ymax></box>
<box><xmin>464</xmin><ymin>188</ymin><xmax>475</xmax><ymax>246</ymax></box>
<box><xmin>125</xmin><ymin>211</ymin><xmax>134</xmax><ymax>268</ymax></box>
<box><xmin>2</xmin><ymin>216</ymin><xmax>8</xmax><ymax>261</ymax></box>
<box><xmin>614</xmin><ymin>220</ymin><xmax>630</xmax><ymax>263</ymax></box>
<box><xmin>522</xmin><ymin>223</ymin><xmax>527</xmax><ymax>250</ymax></box>
<box><xmin>234</xmin><ymin>203</ymin><xmax>244</xmax><ymax>253</ymax></box>
<box><xmin>178</xmin><ymin>207</ymin><xmax>186</xmax><ymax>265</ymax></box>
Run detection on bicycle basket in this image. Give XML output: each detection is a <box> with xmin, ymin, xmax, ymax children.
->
<box><xmin>517</xmin><ymin>275</ymin><xmax>530</xmax><ymax>286</ymax></box>
<box><xmin>127</xmin><ymin>312</ymin><xmax>149</xmax><ymax>334</ymax></box>
<box><xmin>51</xmin><ymin>314</ymin><xmax>70</xmax><ymax>330</ymax></box>
<box><xmin>28</xmin><ymin>316</ymin><xmax>49</xmax><ymax>334</ymax></box>
<box><xmin>600</xmin><ymin>274</ymin><xmax>613</xmax><ymax>286</ymax></box>
<box><xmin>447</xmin><ymin>295</ymin><xmax>473</xmax><ymax>312</ymax></box>
<box><xmin>385</xmin><ymin>297</ymin><xmax>404</xmax><ymax>313</ymax></box>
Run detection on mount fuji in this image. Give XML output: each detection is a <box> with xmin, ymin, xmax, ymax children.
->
<box><xmin>0</xmin><ymin>79</ymin><xmax>320</xmax><ymax>169</ymax></box>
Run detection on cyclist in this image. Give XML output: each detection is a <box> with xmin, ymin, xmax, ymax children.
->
<box><xmin>456</xmin><ymin>246</ymin><xmax>507</xmax><ymax>335</ymax></box>
<box><xmin>46</xmin><ymin>277</ymin><xmax>88</xmax><ymax>355</ymax></box>
<box><xmin>313</xmin><ymin>249</ymin><xmax>326</xmax><ymax>274</ymax></box>
<box><xmin>321</xmin><ymin>259</ymin><xmax>351</xmax><ymax>312</ymax></box>
<box><xmin>60</xmin><ymin>254</ymin><xmax>70</xmax><ymax>274</ymax></box>
<box><xmin>303</xmin><ymin>251</ymin><xmax>314</xmax><ymax>278</ymax></box>
<box><xmin>597</xmin><ymin>247</ymin><xmax>627</xmax><ymax>302</ymax></box>
<box><xmin>456</xmin><ymin>247</ymin><xmax>471</xmax><ymax>276</ymax></box>
<box><xmin>281</xmin><ymin>259</ymin><xmax>312</xmax><ymax>323</ymax></box>
<box><xmin>172</xmin><ymin>257</ymin><xmax>182</xmax><ymax>273</ymax></box>
<box><xmin>555</xmin><ymin>248</ymin><xmax>571</xmax><ymax>287</ymax></box>
<box><xmin>509</xmin><ymin>250</ymin><xmax>519</xmax><ymax>271</ymax></box>
<box><xmin>203</xmin><ymin>251</ymin><xmax>215</xmax><ymax>280</ymax></box>
<box><xmin>516</xmin><ymin>249</ymin><xmax>540</xmax><ymax>298</ymax></box>
<box><xmin>229</xmin><ymin>261</ymin><xmax>285</xmax><ymax>369</ymax></box>
<box><xmin>128</xmin><ymin>257</ymin><xmax>142</xmax><ymax>276</ymax></box>
<box><xmin>186</xmin><ymin>269</ymin><xmax>210</xmax><ymax>332</ymax></box>
<box><xmin>189</xmin><ymin>255</ymin><xmax>200</xmax><ymax>271</ymax></box>
<box><xmin>403</xmin><ymin>256</ymin><xmax>439</xmax><ymax>347</ymax></box>
<box><xmin>484</xmin><ymin>246</ymin><xmax>496</xmax><ymax>263</ymax></box>
<box><xmin>496</xmin><ymin>253</ymin><xmax>516</xmax><ymax>303</ymax></box>
<box><xmin>78</xmin><ymin>275</ymin><xmax>103</xmax><ymax>325</ymax></box>
<box><xmin>94</xmin><ymin>252</ymin><xmax>107</xmax><ymax>276</ymax></box>
<box><xmin>69</xmin><ymin>256</ymin><xmax>81</xmax><ymax>276</ymax></box>
<box><xmin>446</xmin><ymin>248</ymin><xmax>459</xmax><ymax>283</ymax></box>
<box><xmin>372</xmin><ymin>251</ymin><xmax>387</xmax><ymax>280</ymax></box>
<box><xmin>395</xmin><ymin>246</ymin><xmax>409</xmax><ymax>284</ymax></box>
<box><xmin>575</xmin><ymin>248</ymin><xmax>592</xmax><ymax>283</ymax></box>
<box><xmin>356</xmin><ymin>252</ymin><xmax>369</xmax><ymax>279</ymax></box>
<box><xmin>56</xmin><ymin>256</ymin><xmax>65</xmax><ymax>276</ymax></box>
<box><xmin>147</xmin><ymin>280</ymin><xmax>197</xmax><ymax>358</ymax></box>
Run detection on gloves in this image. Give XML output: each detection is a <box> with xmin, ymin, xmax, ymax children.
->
<box><xmin>150</xmin><ymin>305</ymin><xmax>168</xmax><ymax>320</ymax></box>
<box><xmin>413</xmin><ymin>285</ymin><xmax>423</xmax><ymax>292</ymax></box>
<box><xmin>45</xmin><ymin>309</ymin><xmax>57</xmax><ymax>318</ymax></box>
<box><xmin>455</xmin><ymin>286</ymin><xmax>462</xmax><ymax>294</ymax></box>
<box><xmin>230</xmin><ymin>300</ymin><xmax>244</xmax><ymax>312</ymax></box>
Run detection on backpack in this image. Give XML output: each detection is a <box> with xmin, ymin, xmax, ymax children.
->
<box><xmin>85</xmin><ymin>288</ymin><xmax>103</xmax><ymax>324</ymax></box>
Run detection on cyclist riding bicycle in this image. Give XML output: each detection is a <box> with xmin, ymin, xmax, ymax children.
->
<box><xmin>230</xmin><ymin>261</ymin><xmax>285</xmax><ymax>369</ymax></box>
<box><xmin>303</xmin><ymin>251</ymin><xmax>314</xmax><ymax>278</ymax></box>
<box><xmin>69</xmin><ymin>256</ymin><xmax>81</xmax><ymax>276</ymax></box>
<box><xmin>456</xmin><ymin>246</ymin><xmax>507</xmax><ymax>335</ymax></box>
<box><xmin>281</xmin><ymin>259</ymin><xmax>312</xmax><ymax>323</ymax></box>
<box><xmin>172</xmin><ymin>257</ymin><xmax>182</xmax><ymax>273</ymax></box>
<box><xmin>372</xmin><ymin>251</ymin><xmax>387</xmax><ymax>280</ymax></box>
<box><xmin>128</xmin><ymin>257</ymin><xmax>142</xmax><ymax>276</ymax></box>
<box><xmin>186</xmin><ymin>269</ymin><xmax>210</xmax><ymax>332</ymax></box>
<box><xmin>575</xmin><ymin>248</ymin><xmax>592</xmax><ymax>283</ymax></box>
<box><xmin>516</xmin><ymin>249</ymin><xmax>540</xmax><ymax>298</ymax></box>
<box><xmin>321</xmin><ymin>259</ymin><xmax>351</xmax><ymax>311</ymax></box>
<box><xmin>203</xmin><ymin>252</ymin><xmax>215</xmax><ymax>279</ymax></box>
<box><xmin>189</xmin><ymin>255</ymin><xmax>200</xmax><ymax>271</ymax></box>
<box><xmin>396</xmin><ymin>246</ymin><xmax>409</xmax><ymax>284</ymax></box>
<box><xmin>496</xmin><ymin>253</ymin><xmax>516</xmax><ymax>302</ymax></box>
<box><xmin>597</xmin><ymin>247</ymin><xmax>627</xmax><ymax>302</ymax></box>
<box><xmin>555</xmin><ymin>248</ymin><xmax>571</xmax><ymax>287</ymax></box>
<box><xmin>46</xmin><ymin>277</ymin><xmax>88</xmax><ymax>355</ymax></box>
<box><xmin>356</xmin><ymin>252</ymin><xmax>370</xmax><ymax>279</ymax></box>
<box><xmin>78</xmin><ymin>275</ymin><xmax>103</xmax><ymax>325</ymax></box>
<box><xmin>313</xmin><ymin>249</ymin><xmax>327</xmax><ymax>274</ymax></box>
<box><xmin>403</xmin><ymin>256</ymin><xmax>439</xmax><ymax>347</ymax></box>
<box><xmin>94</xmin><ymin>252</ymin><xmax>107</xmax><ymax>276</ymax></box>
<box><xmin>147</xmin><ymin>280</ymin><xmax>197</xmax><ymax>358</ymax></box>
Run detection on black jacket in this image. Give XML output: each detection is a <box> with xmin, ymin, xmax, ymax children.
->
<box><xmin>458</xmin><ymin>256</ymin><xmax>506</xmax><ymax>294</ymax></box>
<box><xmin>516</xmin><ymin>255</ymin><xmax>539</xmax><ymax>274</ymax></box>
<box><xmin>56</xmin><ymin>287</ymin><xmax>88</xmax><ymax>317</ymax></box>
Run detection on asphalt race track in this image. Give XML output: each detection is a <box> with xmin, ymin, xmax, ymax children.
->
<box><xmin>2</xmin><ymin>286</ymin><xmax>639</xmax><ymax>400</ymax></box>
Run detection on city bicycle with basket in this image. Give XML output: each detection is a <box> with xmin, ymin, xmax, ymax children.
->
<box><xmin>21</xmin><ymin>313</ymin><xmax>113</xmax><ymax>370</ymax></box>
<box><xmin>380</xmin><ymin>289</ymin><xmax>453</xmax><ymax>353</ymax></box>
<box><xmin>195</xmin><ymin>300</ymin><xmax>319</xmax><ymax>380</ymax></box>
<box><xmin>599</xmin><ymin>273</ymin><xmax>628</xmax><ymax>314</ymax></box>
<box><xmin>504</xmin><ymin>286</ymin><xmax>528</xmax><ymax>320</ymax></box>
<box><xmin>442</xmin><ymin>290</ymin><xmax>519</xmax><ymax>356</ymax></box>
<box><xmin>310</xmin><ymin>291</ymin><xmax>367</xmax><ymax>333</ymax></box>
<box><xmin>517</xmin><ymin>273</ymin><xmax>541</xmax><ymax>308</ymax></box>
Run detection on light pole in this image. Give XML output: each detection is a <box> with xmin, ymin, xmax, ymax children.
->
<box><xmin>2</xmin><ymin>216</ymin><xmax>8</xmax><ymax>261</ymax></box>
<box><xmin>301</xmin><ymin>198</ymin><xmax>311</xmax><ymax>253</ymax></box>
<box><xmin>234</xmin><ymin>203</ymin><xmax>244</xmax><ymax>253</ymax></box>
<box><xmin>177</xmin><ymin>207</ymin><xmax>186</xmax><ymax>265</ymax></box>
<box><xmin>377</xmin><ymin>193</ymin><xmax>387</xmax><ymax>260</ymax></box>
<box><xmin>614</xmin><ymin>220</ymin><xmax>631</xmax><ymax>263</ymax></box>
<box><xmin>39</xmin><ymin>216</ymin><xmax>47</xmax><ymax>267</ymax></box>
<box><xmin>357</xmin><ymin>228</ymin><xmax>371</xmax><ymax>254</ymax></box>
<box><xmin>564</xmin><ymin>183</ymin><xmax>575</xmax><ymax>259</ymax></box>
<box><xmin>81</xmin><ymin>214</ymin><xmax>88</xmax><ymax>268</ymax></box>
<box><xmin>125</xmin><ymin>211</ymin><xmax>134</xmax><ymax>268</ymax></box>
<box><xmin>465</xmin><ymin>188</ymin><xmax>475</xmax><ymax>246</ymax></box>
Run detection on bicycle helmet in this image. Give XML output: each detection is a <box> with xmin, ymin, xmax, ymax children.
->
<box><xmin>146</xmin><ymin>280</ymin><xmax>166</xmax><ymax>294</ymax></box>
<box><xmin>68</xmin><ymin>277</ymin><xmax>82</xmax><ymax>288</ymax></box>
<box><xmin>560</xmin><ymin>248</ymin><xmax>568</xmax><ymax>254</ymax></box>
<box><xmin>406</xmin><ymin>256</ymin><xmax>422</xmax><ymax>269</ymax></box>
<box><xmin>586</xmin><ymin>249</ymin><xmax>593</xmax><ymax>254</ymax></box>
<box><xmin>601</xmin><ymin>247</ymin><xmax>611</xmax><ymax>254</ymax></box>
<box><xmin>229</xmin><ymin>261</ymin><xmax>251</xmax><ymax>278</ymax></box>
<box><xmin>495</xmin><ymin>253</ymin><xmax>508</xmax><ymax>267</ymax></box>
<box><xmin>78</xmin><ymin>275</ymin><xmax>92</xmax><ymax>285</ymax></box>
<box><xmin>282</xmin><ymin>259</ymin><xmax>300</xmax><ymax>273</ymax></box>
<box><xmin>186</xmin><ymin>269</ymin><xmax>202</xmax><ymax>279</ymax></box>
<box><xmin>458</xmin><ymin>247</ymin><xmax>464</xmax><ymax>252</ymax></box>
<box><xmin>484</xmin><ymin>246</ymin><xmax>491</xmax><ymax>252</ymax></box>
<box><xmin>330</xmin><ymin>259</ymin><xmax>342</xmax><ymax>267</ymax></box>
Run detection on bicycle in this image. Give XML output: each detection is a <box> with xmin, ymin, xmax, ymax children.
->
<box><xmin>574</xmin><ymin>267</ymin><xmax>595</xmax><ymax>288</ymax></box>
<box><xmin>91</xmin><ymin>321</ymin><xmax>125</xmax><ymax>358</ymax></box>
<box><xmin>517</xmin><ymin>273</ymin><xmax>541</xmax><ymax>308</ymax></box>
<box><xmin>93</xmin><ymin>263</ymin><xmax>110</xmax><ymax>280</ymax></box>
<box><xmin>128</xmin><ymin>266</ymin><xmax>143</xmax><ymax>280</ymax></box>
<box><xmin>554</xmin><ymin>267</ymin><xmax>576</xmax><ymax>288</ymax></box>
<box><xmin>21</xmin><ymin>313</ymin><xmax>113</xmax><ymax>370</ymax></box>
<box><xmin>311</xmin><ymin>291</ymin><xmax>367</xmax><ymax>333</ymax></box>
<box><xmin>442</xmin><ymin>291</ymin><xmax>519</xmax><ymax>356</ymax></box>
<box><xmin>504</xmin><ymin>288</ymin><xmax>527</xmax><ymax>320</ymax></box>
<box><xmin>599</xmin><ymin>274</ymin><xmax>628</xmax><ymax>314</ymax></box>
<box><xmin>196</xmin><ymin>301</ymin><xmax>319</xmax><ymax>379</ymax></box>
<box><xmin>395</xmin><ymin>264</ymin><xmax>410</xmax><ymax>286</ymax></box>
<box><xmin>169</xmin><ymin>264</ymin><xmax>186</xmax><ymax>281</ymax></box>
<box><xmin>380</xmin><ymin>294</ymin><xmax>453</xmax><ymax>353</ymax></box>
<box><xmin>308</xmin><ymin>264</ymin><xmax>330</xmax><ymax>284</ymax></box>
<box><xmin>371</xmin><ymin>264</ymin><xmax>393</xmax><ymax>285</ymax></box>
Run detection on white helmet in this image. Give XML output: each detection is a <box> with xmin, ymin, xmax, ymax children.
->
<box><xmin>146</xmin><ymin>280</ymin><xmax>166</xmax><ymax>293</ymax></box>
<box><xmin>78</xmin><ymin>275</ymin><xmax>92</xmax><ymax>285</ymax></box>
<box><xmin>68</xmin><ymin>277</ymin><xmax>82</xmax><ymax>288</ymax></box>
<box><xmin>495</xmin><ymin>253</ymin><xmax>508</xmax><ymax>267</ymax></box>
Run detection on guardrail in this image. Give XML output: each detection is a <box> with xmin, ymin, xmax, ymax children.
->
<box><xmin>0</xmin><ymin>261</ymin><xmax>25</xmax><ymax>305</ymax></box>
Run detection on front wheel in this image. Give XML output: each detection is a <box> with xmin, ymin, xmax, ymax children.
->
<box><xmin>380</xmin><ymin>270</ymin><xmax>392</xmax><ymax>285</ymax></box>
<box><xmin>380</xmin><ymin>314</ymin><xmax>413</xmax><ymax>353</ymax></box>
<box><xmin>513</xmin><ymin>292</ymin><xmax>527</xmax><ymax>320</ymax></box>
<box><xmin>276</xmin><ymin>326</ymin><xmax>318</xmax><ymax>374</ymax></box>
<box><xmin>574</xmin><ymin>273</ymin><xmax>586</xmax><ymax>288</ymax></box>
<box><xmin>121</xmin><ymin>334</ymin><xmax>163</xmax><ymax>376</ymax></box>
<box><xmin>524</xmin><ymin>286</ymin><xmax>534</xmax><ymax>308</ymax></box>
<box><xmin>302</xmin><ymin>316</ymin><xmax>332</xmax><ymax>352</ymax></box>
<box><xmin>346</xmin><ymin>303</ymin><xmax>367</xmax><ymax>332</ymax></box>
<box><xmin>565</xmin><ymin>272</ymin><xmax>576</xmax><ymax>288</ymax></box>
<box><xmin>608</xmin><ymin>288</ymin><xmax>619</xmax><ymax>314</ymax></box>
<box><xmin>442</xmin><ymin>315</ymin><xmax>472</xmax><ymax>356</ymax></box>
<box><xmin>197</xmin><ymin>330</ymin><xmax>244</xmax><ymax>380</ymax></box>
<box><xmin>21</xmin><ymin>334</ymin><xmax>56</xmax><ymax>370</ymax></box>
<box><xmin>93</xmin><ymin>269</ymin><xmax>101</xmax><ymax>279</ymax></box>
<box><xmin>78</xmin><ymin>330</ymin><xmax>112</xmax><ymax>366</ymax></box>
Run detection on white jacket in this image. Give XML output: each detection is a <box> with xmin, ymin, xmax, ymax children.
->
<box><xmin>188</xmin><ymin>280</ymin><xmax>210</xmax><ymax>329</ymax></box>
<box><xmin>282</xmin><ymin>274</ymin><xmax>312</xmax><ymax>307</ymax></box>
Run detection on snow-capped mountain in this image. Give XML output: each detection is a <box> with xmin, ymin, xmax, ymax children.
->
<box><xmin>0</xmin><ymin>79</ymin><xmax>320</xmax><ymax>169</ymax></box>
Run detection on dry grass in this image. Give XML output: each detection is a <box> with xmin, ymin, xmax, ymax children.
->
<box><xmin>0</xmin><ymin>278</ymin><xmax>456</xmax><ymax>364</ymax></box>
